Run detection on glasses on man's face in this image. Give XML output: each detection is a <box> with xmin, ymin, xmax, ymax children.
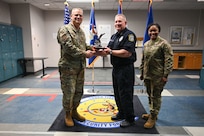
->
<box><xmin>74</xmin><ymin>14</ymin><xmax>83</xmax><ymax>17</ymax></box>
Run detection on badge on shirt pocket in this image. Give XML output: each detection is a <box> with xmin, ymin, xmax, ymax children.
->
<box><xmin>119</xmin><ymin>36</ymin><xmax>123</xmax><ymax>42</ymax></box>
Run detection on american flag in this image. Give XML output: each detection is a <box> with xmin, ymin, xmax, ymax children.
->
<box><xmin>118</xmin><ymin>0</ymin><xmax>123</xmax><ymax>14</ymax></box>
<box><xmin>88</xmin><ymin>1</ymin><xmax>99</xmax><ymax>67</ymax></box>
<box><xmin>143</xmin><ymin>0</ymin><xmax>154</xmax><ymax>45</ymax></box>
<box><xmin>64</xmin><ymin>2</ymin><xmax>70</xmax><ymax>24</ymax></box>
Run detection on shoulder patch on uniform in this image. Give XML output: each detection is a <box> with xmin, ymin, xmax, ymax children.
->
<box><xmin>128</xmin><ymin>34</ymin><xmax>134</xmax><ymax>42</ymax></box>
<box><xmin>61</xmin><ymin>34</ymin><xmax>68</xmax><ymax>42</ymax></box>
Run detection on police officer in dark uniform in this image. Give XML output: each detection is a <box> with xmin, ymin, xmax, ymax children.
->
<box><xmin>104</xmin><ymin>14</ymin><xmax>137</xmax><ymax>127</ymax></box>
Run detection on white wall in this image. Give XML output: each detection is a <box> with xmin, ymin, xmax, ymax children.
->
<box><xmin>10</xmin><ymin>4</ymin><xmax>33</xmax><ymax>72</ymax></box>
<box><xmin>1</xmin><ymin>1</ymin><xmax>204</xmax><ymax>70</ymax></box>
<box><xmin>44</xmin><ymin>11</ymin><xmax>62</xmax><ymax>68</ymax></box>
<box><xmin>30</xmin><ymin>5</ymin><xmax>46</xmax><ymax>72</ymax></box>
<box><xmin>10</xmin><ymin>4</ymin><xmax>33</xmax><ymax>58</ymax></box>
<box><xmin>44</xmin><ymin>9</ymin><xmax>204</xmax><ymax>67</ymax></box>
<box><xmin>10</xmin><ymin>4</ymin><xmax>46</xmax><ymax>72</ymax></box>
<box><xmin>0</xmin><ymin>1</ymin><xmax>11</xmax><ymax>24</ymax></box>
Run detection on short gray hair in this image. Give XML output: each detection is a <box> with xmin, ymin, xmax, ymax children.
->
<box><xmin>115</xmin><ymin>14</ymin><xmax>127</xmax><ymax>21</ymax></box>
<box><xmin>71</xmin><ymin>8</ymin><xmax>83</xmax><ymax>14</ymax></box>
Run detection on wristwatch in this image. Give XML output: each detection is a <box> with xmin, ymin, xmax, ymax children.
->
<box><xmin>109</xmin><ymin>49</ymin><xmax>112</xmax><ymax>55</ymax></box>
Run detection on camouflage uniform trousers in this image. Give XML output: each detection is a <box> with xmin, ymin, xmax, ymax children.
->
<box><xmin>144</xmin><ymin>77</ymin><xmax>166</xmax><ymax>116</ymax></box>
<box><xmin>59</xmin><ymin>67</ymin><xmax>84</xmax><ymax>112</ymax></box>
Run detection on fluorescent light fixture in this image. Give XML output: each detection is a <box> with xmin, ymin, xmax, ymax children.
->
<box><xmin>197</xmin><ymin>0</ymin><xmax>204</xmax><ymax>1</ymax></box>
<box><xmin>67</xmin><ymin>0</ymin><xmax>99</xmax><ymax>2</ymax></box>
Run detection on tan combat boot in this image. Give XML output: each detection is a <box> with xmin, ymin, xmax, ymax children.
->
<box><xmin>142</xmin><ymin>114</ymin><xmax>150</xmax><ymax>120</ymax></box>
<box><xmin>72</xmin><ymin>110</ymin><xmax>85</xmax><ymax>122</ymax></box>
<box><xmin>144</xmin><ymin>114</ymin><xmax>157</xmax><ymax>129</ymax></box>
<box><xmin>65</xmin><ymin>111</ymin><xmax>74</xmax><ymax>127</ymax></box>
<box><xmin>142</xmin><ymin>113</ymin><xmax>158</xmax><ymax>120</ymax></box>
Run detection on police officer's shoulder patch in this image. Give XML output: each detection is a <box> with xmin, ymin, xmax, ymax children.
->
<box><xmin>128</xmin><ymin>34</ymin><xmax>134</xmax><ymax>42</ymax></box>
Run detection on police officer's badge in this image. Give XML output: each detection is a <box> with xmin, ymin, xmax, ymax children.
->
<box><xmin>119</xmin><ymin>36</ymin><xmax>123</xmax><ymax>42</ymax></box>
<box><xmin>128</xmin><ymin>34</ymin><xmax>134</xmax><ymax>42</ymax></box>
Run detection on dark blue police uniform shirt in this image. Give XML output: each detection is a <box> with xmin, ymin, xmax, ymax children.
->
<box><xmin>107</xmin><ymin>28</ymin><xmax>137</xmax><ymax>67</ymax></box>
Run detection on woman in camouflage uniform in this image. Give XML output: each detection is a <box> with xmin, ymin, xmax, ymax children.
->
<box><xmin>140</xmin><ymin>23</ymin><xmax>173</xmax><ymax>129</ymax></box>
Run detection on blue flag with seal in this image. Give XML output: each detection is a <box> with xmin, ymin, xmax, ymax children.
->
<box><xmin>88</xmin><ymin>1</ymin><xmax>99</xmax><ymax>67</ymax></box>
<box><xmin>143</xmin><ymin>0</ymin><xmax>154</xmax><ymax>46</ymax></box>
<box><xmin>118</xmin><ymin>0</ymin><xmax>123</xmax><ymax>14</ymax></box>
<box><xmin>64</xmin><ymin>1</ymin><xmax>70</xmax><ymax>25</ymax></box>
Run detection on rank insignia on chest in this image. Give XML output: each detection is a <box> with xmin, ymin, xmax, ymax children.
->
<box><xmin>128</xmin><ymin>34</ymin><xmax>134</xmax><ymax>42</ymax></box>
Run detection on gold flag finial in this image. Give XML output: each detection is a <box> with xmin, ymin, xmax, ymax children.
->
<box><xmin>119</xmin><ymin>0</ymin><xmax>123</xmax><ymax>3</ymax></box>
<box><xmin>64</xmin><ymin>0</ymin><xmax>69</xmax><ymax>6</ymax></box>
<box><xmin>92</xmin><ymin>0</ymin><xmax>95</xmax><ymax>7</ymax></box>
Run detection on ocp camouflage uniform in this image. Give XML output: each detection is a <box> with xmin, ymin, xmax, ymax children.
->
<box><xmin>57</xmin><ymin>23</ymin><xmax>92</xmax><ymax>113</ymax></box>
<box><xmin>140</xmin><ymin>36</ymin><xmax>173</xmax><ymax>117</ymax></box>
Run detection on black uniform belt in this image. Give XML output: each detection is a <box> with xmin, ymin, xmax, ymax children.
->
<box><xmin>113</xmin><ymin>63</ymin><xmax>133</xmax><ymax>68</ymax></box>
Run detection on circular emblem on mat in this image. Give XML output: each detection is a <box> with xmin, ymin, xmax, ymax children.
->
<box><xmin>76</xmin><ymin>95</ymin><xmax>121</xmax><ymax>128</ymax></box>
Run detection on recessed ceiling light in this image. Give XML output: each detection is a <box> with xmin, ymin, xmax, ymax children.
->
<box><xmin>44</xmin><ymin>3</ymin><xmax>50</xmax><ymax>6</ymax></box>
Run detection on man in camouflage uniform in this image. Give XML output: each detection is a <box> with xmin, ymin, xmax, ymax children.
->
<box><xmin>57</xmin><ymin>8</ymin><xmax>95</xmax><ymax>127</ymax></box>
<box><xmin>140</xmin><ymin>23</ymin><xmax>173</xmax><ymax>128</ymax></box>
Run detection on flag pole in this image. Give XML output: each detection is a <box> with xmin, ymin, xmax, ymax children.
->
<box><xmin>91</xmin><ymin>64</ymin><xmax>95</xmax><ymax>93</ymax></box>
<box><xmin>87</xmin><ymin>0</ymin><xmax>99</xmax><ymax>94</ymax></box>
